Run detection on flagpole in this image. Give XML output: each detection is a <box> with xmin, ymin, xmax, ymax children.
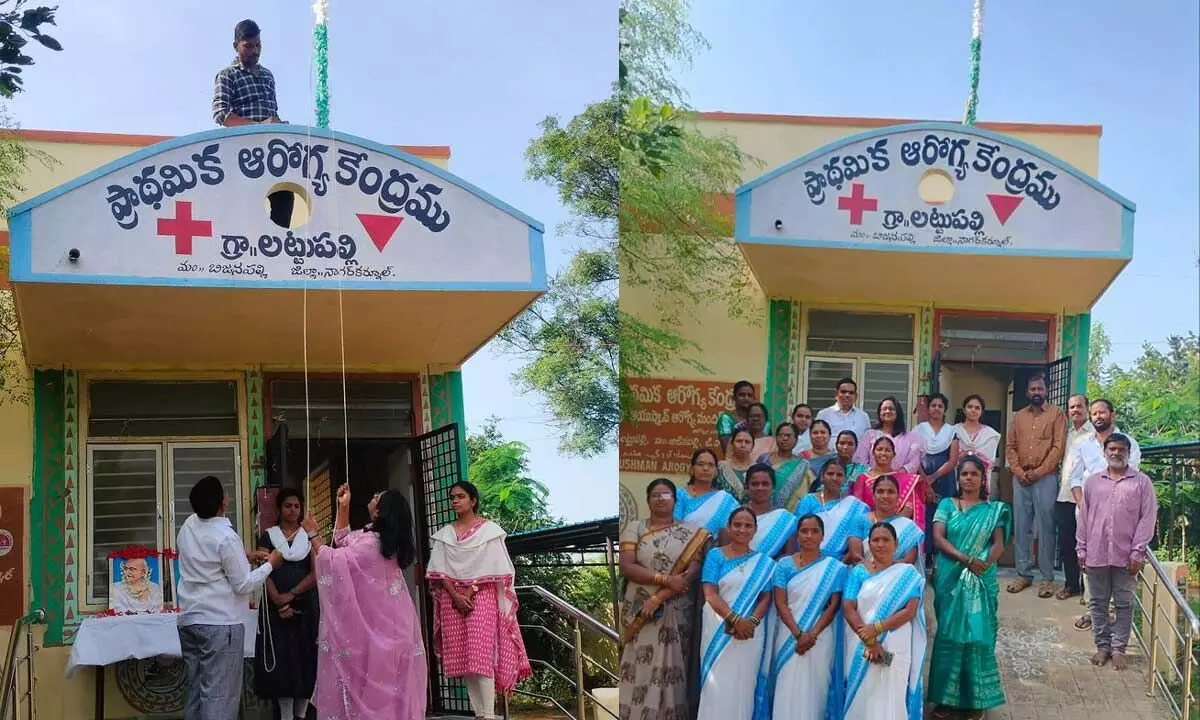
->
<box><xmin>963</xmin><ymin>0</ymin><xmax>984</xmax><ymax>126</ymax></box>
<box><xmin>313</xmin><ymin>0</ymin><xmax>330</xmax><ymax>129</ymax></box>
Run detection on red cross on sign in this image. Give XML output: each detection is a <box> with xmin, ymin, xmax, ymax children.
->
<box><xmin>157</xmin><ymin>201</ymin><xmax>212</xmax><ymax>255</ymax></box>
<box><xmin>837</xmin><ymin>183</ymin><xmax>878</xmax><ymax>226</ymax></box>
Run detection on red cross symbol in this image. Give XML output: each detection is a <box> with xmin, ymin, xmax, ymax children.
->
<box><xmin>157</xmin><ymin>201</ymin><xmax>212</xmax><ymax>255</ymax></box>
<box><xmin>837</xmin><ymin>183</ymin><xmax>878</xmax><ymax>226</ymax></box>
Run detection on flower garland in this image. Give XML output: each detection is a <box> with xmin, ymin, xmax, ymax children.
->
<box><xmin>105</xmin><ymin>546</ymin><xmax>161</xmax><ymax>561</ymax></box>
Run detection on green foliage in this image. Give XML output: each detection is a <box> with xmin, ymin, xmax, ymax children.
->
<box><xmin>0</xmin><ymin>2</ymin><xmax>61</xmax><ymax>97</ymax></box>
<box><xmin>1088</xmin><ymin>324</ymin><xmax>1200</xmax><ymax>553</ymax></box>
<box><xmin>1087</xmin><ymin>324</ymin><xmax>1200</xmax><ymax>444</ymax></box>
<box><xmin>505</xmin><ymin>0</ymin><xmax>756</xmax><ymax>456</ymax></box>
<box><xmin>467</xmin><ymin>416</ymin><xmax>557</xmax><ymax>533</ymax></box>
<box><xmin>465</xmin><ymin>420</ymin><xmax>618</xmax><ymax>707</ymax></box>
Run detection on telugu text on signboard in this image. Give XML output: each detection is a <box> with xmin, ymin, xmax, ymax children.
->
<box><xmin>619</xmin><ymin>378</ymin><xmax>760</xmax><ymax>476</ymax></box>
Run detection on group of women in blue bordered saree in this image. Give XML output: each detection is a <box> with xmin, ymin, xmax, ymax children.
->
<box><xmin>620</xmin><ymin>441</ymin><xmax>1011</xmax><ymax>720</ymax></box>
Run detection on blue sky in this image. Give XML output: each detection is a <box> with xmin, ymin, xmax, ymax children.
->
<box><xmin>10</xmin><ymin>1</ymin><xmax>617</xmax><ymax>522</ymax></box>
<box><xmin>677</xmin><ymin>0</ymin><xmax>1199</xmax><ymax>366</ymax></box>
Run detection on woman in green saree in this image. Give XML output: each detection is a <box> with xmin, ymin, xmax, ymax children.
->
<box><xmin>759</xmin><ymin>423</ymin><xmax>814</xmax><ymax>512</ymax></box>
<box><xmin>928</xmin><ymin>455</ymin><xmax>1013</xmax><ymax>718</ymax></box>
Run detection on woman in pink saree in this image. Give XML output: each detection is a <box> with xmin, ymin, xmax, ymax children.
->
<box><xmin>426</xmin><ymin>481</ymin><xmax>532</xmax><ymax>720</ymax></box>
<box><xmin>301</xmin><ymin>485</ymin><xmax>426</xmax><ymax>720</ymax></box>
<box><xmin>850</xmin><ymin>435</ymin><xmax>927</xmax><ymax>532</ymax></box>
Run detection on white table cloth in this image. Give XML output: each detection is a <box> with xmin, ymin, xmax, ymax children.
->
<box><xmin>65</xmin><ymin>610</ymin><xmax>257</xmax><ymax>678</ymax></box>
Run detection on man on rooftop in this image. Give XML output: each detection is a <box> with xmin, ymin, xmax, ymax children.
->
<box><xmin>212</xmin><ymin>19</ymin><xmax>292</xmax><ymax>228</ymax></box>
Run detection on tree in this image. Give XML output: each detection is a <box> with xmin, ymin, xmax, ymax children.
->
<box><xmin>0</xmin><ymin>2</ymin><xmax>62</xmax><ymax>97</ymax></box>
<box><xmin>467</xmin><ymin>416</ymin><xmax>558</xmax><ymax>532</ymax></box>
<box><xmin>505</xmin><ymin>0</ymin><xmax>752</xmax><ymax>457</ymax></box>
<box><xmin>1086</xmin><ymin>324</ymin><xmax>1200</xmax><ymax>444</ymax></box>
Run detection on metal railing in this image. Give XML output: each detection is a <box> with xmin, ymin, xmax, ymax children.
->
<box><xmin>0</xmin><ymin>609</ymin><xmax>44</xmax><ymax>720</ymax></box>
<box><xmin>507</xmin><ymin>585</ymin><xmax>619</xmax><ymax>720</ymax></box>
<box><xmin>1131</xmin><ymin>551</ymin><xmax>1198</xmax><ymax>719</ymax></box>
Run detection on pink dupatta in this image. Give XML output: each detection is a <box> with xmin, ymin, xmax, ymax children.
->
<box><xmin>426</xmin><ymin>519</ymin><xmax>532</xmax><ymax>694</ymax></box>
<box><xmin>313</xmin><ymin>527</ymin><xmax>427</xmax><ymax>720</ymax></box>
<box><xmin>850</xmin><ymin>470</ymin><xmax>927</xmax><ymax>531</ymax></box>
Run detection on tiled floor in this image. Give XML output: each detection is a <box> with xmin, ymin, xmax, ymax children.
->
<box><xmin>926</xmin><ymin>569</ymin><xmax>1171</xmax><ymax>720</ymax></box>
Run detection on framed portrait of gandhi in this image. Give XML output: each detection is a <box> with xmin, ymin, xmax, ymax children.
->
<box><xmin>107</xmin><ymin>548</ymin><xmax>165</xmax><ymax>614</ymax></box>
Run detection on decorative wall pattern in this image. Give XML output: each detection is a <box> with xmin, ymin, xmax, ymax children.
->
<box><xmin>31</xmin><ymin>369</ymin><xmax>66</xmax><ymax>646</ymax></box>
<box><xmin>62</xmin><ymin>371</ymin><xmax>78</xmax><ymax>639</ymax></box>
<box><xmin>428</xmin><ymin>373</ymin><xmax>453</xmax><ymax>430</ymax></box>
<box><xmin>765</xmin><ymin>300</ymin><xmax>796</xmax><ymax>428</ymax></box>
<box><xmin>786</xmin><ymin>301</ymin><xmax>801</xmax><ymax>412</ymax></box>
<box><xmin>917</xmin><ymin>307</ymin><xmax>934</xmax><ymax>394</ymax></box>
<box><xmin>245</xmin><ymin>370</ymin><xmax>264</xmax><ymax>491</ymax></box>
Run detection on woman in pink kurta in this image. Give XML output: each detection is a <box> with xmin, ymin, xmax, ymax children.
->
<box><xmin>302</xmin><ymin>486</ymin><xmax>427</xmax><ymax>720</ymax></box>
<box><xmin>850</xmin><ymin>435</ymin><xmax>927</xmax><ymax>532</ymax></box>
<box><xmin>426</xmin><ymin>481</ymin><xmax>532</xmax><ymax>720</ymax></box>
<box><xmin>852</xmin><ymin>395</ymin><xmax>925</xmax><ymax>475</ymax></box>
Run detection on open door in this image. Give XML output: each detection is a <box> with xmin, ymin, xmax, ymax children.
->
<box><xmin>413</xmin><ymin>423</ymin><xmax>470</xmax><ymax>715</ymax></box>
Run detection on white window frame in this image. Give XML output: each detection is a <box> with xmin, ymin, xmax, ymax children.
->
<box><xmin>83</xmin><ymin>440</ymin><xmax>243</xmax><ymax>607</ymax></box>
<box><xmin>802</xmin><ymin>355</ymin><xmax>916</xmax><ymax>416</ymax></box>
<box><xmin>165</xmin><ymin>442</ymin><xmax>244</xmax><ymax>541</ymax></box>
<box><xmin>85</xmin><ymin>443</ymin><xmax>164</xmax><ymax>606</ymax></box>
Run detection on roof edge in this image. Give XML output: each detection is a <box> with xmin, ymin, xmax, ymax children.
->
<box><xmin>696</xmin><ymin>111</ymin><xmax>1103</xmax><ymax>138</ymax></box>
<box><xmin>1</xmin><ymin>127</ymin><xmax>452</xmax><ymax>159</ymax></box>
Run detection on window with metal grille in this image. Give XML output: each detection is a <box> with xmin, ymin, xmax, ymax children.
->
<box><xmin>804</xmin><ymin>358</ymin><xmax>914</xmax><ymax>423</ymax></box>
<box><xmin>269</xmin><ymin>379</ymin><xmax>415</xmax><ymax>439</ymax></box>
<box><xmin>87</xmin><ymin>381</ymin><xmax>239</xmax><ymax>437</ymax></box>
<box><xmin>806</xmin><ymin>311</ymin><xmax>915</xmax><ymax>357</ymax></box>
<box><xmin>86</xmin><ymin>442</ymin><xmax>241</xmax><ymax>605</ymax></box>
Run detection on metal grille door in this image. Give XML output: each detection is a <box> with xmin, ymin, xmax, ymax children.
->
<box><xmin>414</xmin><ymin>423</ymin><xmax>469</xmax><ymax>714</ymax></box>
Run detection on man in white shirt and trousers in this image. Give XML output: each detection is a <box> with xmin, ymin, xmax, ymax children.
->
<box><xmin>176</xmin><ymin>475</ymin><xmax>283</xmax><ymax>719</ymax></box>
<box><xmin>1066</xmin><ymin>399</ymin><xmax>1141</xmax><ymax>632</ymax></box>
<box><xmin>1055</xmin><ymin>395</ymin><xmax>1093</xmax><ymax>601</ymax></box>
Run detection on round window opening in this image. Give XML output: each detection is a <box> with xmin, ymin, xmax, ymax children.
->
<box><xmin>917</xmin><ymin>169</ymin><xmax>955</xmax><ymax>206</ymax></box>
<box><xmin>263</xmin><ymin>182</ymin><xmax>311</xmax><ymax>229</ymax></box>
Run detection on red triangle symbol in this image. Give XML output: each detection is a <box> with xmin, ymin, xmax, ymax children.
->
<box><xmin>987</xmin><ymin>194</ymin><xmax>1024</xmax><ymax>226</ymax></box>
<box><xmin>357</xmin><ymin>214</ymin><xmax>404</xmax><ymax>252</ymax></box>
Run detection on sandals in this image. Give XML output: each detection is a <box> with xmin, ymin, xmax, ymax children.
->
<box><xmin>1055</xmin><ymin>587</ymin><xmax>1078</xmax><ymax>601</ymax></box>
<box><xmin>1006</xmin><ymin>577</ymin><xmax>1032</xmax><ymax>594</ymax></box>
<box><xmin>1075</xmin><ymin>615</ymin><xmax>1092</xmax><ymax>631</ymax></box>
<box><xmin>1037</xmin><ymin>582</ymin><xmax>1055</xmax><ymax>599</ymax></box>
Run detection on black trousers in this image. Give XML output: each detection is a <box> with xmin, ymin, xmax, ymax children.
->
<box><xmin>1056</xmin><ymin>500</ymin><xmax>1084</xmax><ymax>593</ymax></box>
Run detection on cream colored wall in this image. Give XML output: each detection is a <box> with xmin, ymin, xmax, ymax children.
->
<box><xmin>693</xmin><ymin>117</ymin><xmax>1102</xmax><ymax>185</ymax></box>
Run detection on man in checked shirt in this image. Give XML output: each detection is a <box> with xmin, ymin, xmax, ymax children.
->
<box><xmin>212</xmin><ymin>19</ymin><xmax>293</xmax><ymax>227</ymax></box>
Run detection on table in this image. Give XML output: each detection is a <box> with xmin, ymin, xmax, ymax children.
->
<box><xmin>66</xmin><ymin>611</ymin><xmax>257</xmax><ymax>719</ymax></box>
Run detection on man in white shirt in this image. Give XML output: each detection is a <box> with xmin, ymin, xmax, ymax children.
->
<box><xmin>1054</xmin><ymin>395</ymin><xmax>1093</xmax><ymax>601</ymax></box>
<box><xmin>177</xmin><ymin>475</ymin><xmax>283</xmax><ymax>719</ymax></box>
<box><xmin>1066</xmin><ymin>399</ymin><xmax>1141</xmax><ymax>631</ymax></box>
<box><xmin>815</xmin><ymin>377</ymin><xmax>871</xmax><ymax>444</ymax></box>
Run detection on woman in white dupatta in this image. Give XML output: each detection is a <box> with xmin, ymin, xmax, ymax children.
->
<box><xmin>741</xmin><ymin>463</ymin><xmax>798</xmax><ymax>559</ymax></box>
<box><xmin>698</xmin><ymin>508</ymin><xmax>776</xmax><ymax>720</ymax></box>
<box><xmin>953</xmin><ymin>395</ymin><xmax>1001</xmax><ymax>482</ymax></box>
<box><xmin>426</xmin><ymin>481</ymin><xmax>532</xmax><ymax>720</ymax></box>
<box><xmin>843</xmin><ymin>522</ymin><xmax>926</xmax><ymax>720</ymax></box>
<box><xmin>772</xmin><ymin>513</ymin><xmax>848</xmax><ymax>720</ymax></box>
<box><xmin>796</xmin><ymin>460</ymin><xmax>869</xmax><ymax>565</ymax></box>
<box><xmin>677</xmin><ymin>448</ymin><xmax>740</xmax><ymax>536</ymax></box>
